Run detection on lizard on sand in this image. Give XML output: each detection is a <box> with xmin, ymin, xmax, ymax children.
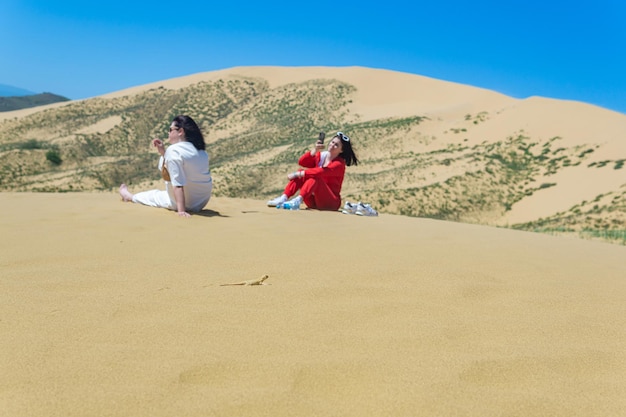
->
<box><xmin>220</xmin><ymin>274</ymin><xmax>269</xmax><ymax>286</ymax></box>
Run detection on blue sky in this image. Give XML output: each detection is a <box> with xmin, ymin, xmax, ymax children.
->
<box><xmin>1</xmin><ymin>0</ymin><xmax>624</xmax><ymax>114</ymax></box>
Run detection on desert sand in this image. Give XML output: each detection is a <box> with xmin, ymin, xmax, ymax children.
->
<box><xmin>5</xmin><ymin>66</ymin><xmax>624</xmax><ymax>227</ymax></box>
<box><xmin>1</xmin><ymin>192</ymin><xmax>625</xmax><ymax>417</ymax></box>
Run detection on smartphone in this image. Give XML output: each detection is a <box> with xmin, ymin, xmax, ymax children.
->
<box><xmin>318</xmin><ymin>132</ymin><xmax>326</xmax><ymax>144</ymax></box>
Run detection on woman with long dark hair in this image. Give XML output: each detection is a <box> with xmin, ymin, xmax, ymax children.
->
<box><xmin>119</xmin><ymin>115</ymin><xmax>213</xmax><ymax>217</ymax></box>
<box><xmin>267</xmin><ymin>132</ymin><xmax>359</xmax><ymax>211</ymax></box>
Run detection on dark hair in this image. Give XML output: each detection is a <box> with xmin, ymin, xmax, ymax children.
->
<box><xmin>336</xmin><ymin>134</ymin><xmax>359</xmax><ymax>166</ymax></box>
<box><xmin>173</xmin><ymin>115</ymin><xmax>206</xmax><ymax>151</ymax></box>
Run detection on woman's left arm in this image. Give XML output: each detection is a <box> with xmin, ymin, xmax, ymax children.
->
<box><xmin>301</xmin><ymin>158</ymin><xmax>345</xmax><ymax>179</ymax></box>
<box><xmin>173</xmin><ymin>186</ymin><xmax>190</xmax><ymax>217</ymax></box>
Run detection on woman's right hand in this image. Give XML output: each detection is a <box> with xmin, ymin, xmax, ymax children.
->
<box><xmin>152</xmin><ymin>138</ymin><xmax>165</xmax><ymax>156</ymax></box>
<box><xmin>311</xmin><ymin>140</ymin><xmax>325</xmax><ymax>155</ymax></box>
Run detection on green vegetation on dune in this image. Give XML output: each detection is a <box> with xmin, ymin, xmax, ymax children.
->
<box><xmin>349</xmin><ymin>133</ymin><xmax>598</xmax><ymax>222</ymax></box>
<box><xmin>512</xmin><ymin>188</ymin><xmax>626</xmax><ymax>244</ymax></box>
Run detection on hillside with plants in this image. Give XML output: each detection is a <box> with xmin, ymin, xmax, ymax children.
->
<box><xmin>0</xmin><ymin>67</ymin><xmax>624</xmax><ymax>244</ymax></box>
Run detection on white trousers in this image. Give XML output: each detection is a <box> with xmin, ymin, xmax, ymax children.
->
<box><xmin>132</xmin><ymin>189</ymin><xmax>176</xmax><ymax>210</ymax></box>
<box><xmin>132</xmin><ymin>183</ymin><xmax>213</xmax><ymax>212</ymax></box>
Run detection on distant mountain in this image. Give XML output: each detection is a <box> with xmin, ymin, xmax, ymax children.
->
<box><xmin>0</xmin><ymin>92</ymin><xmax>71</xmax><ymax>112</ymax></box>
<box><xmin>0</xmin><ymin>84</ymin><xmax>36</xmax><ymax>97</ymax></box>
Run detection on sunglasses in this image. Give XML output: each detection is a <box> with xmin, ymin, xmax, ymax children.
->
<box><xmin>336</xmin><ymin>132</ymin><xmax>350</xmax><ymax>142</ymax></box>
<box><xmin>169</xmin><ymin>126</ymin><xmax>180</xmax><ymax>132</ymax></box>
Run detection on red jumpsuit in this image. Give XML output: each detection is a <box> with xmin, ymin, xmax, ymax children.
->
<box><xmin>283</xmin><ymin>151</ymin><xmax>346</xmax><ymax>211</ymax></box>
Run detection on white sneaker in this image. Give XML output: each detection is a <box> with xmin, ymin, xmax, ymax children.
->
<box><xmin>342</xmin><ymin>201</ymin><xmax>358</xmax><ymax>214</ymax></box>
<box><xmin>355</xmin><ymin>202</ymin><xmax>378</xmax><ymax>217</ymax></box>
<box><xmin>267</xmin><ymin>195</ymin><xmax>287</xmax><ymax>207</ymax></box>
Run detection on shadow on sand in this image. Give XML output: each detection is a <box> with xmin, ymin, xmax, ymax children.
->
<box><xmin>195</xmin><ymin>209</ymin><xmax>228</xmax><ymax>218</ymax></box>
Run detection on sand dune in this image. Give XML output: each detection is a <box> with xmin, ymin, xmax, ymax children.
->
<box><xmin>2</xmin><ymin>66</ymin><xmax>624</xmax><ymax>228</ymax></box>
<box><xmin>100</xmin><ymin>65</ymin><xmax>517</xmax><ymax>120</ymax></box>
<box><xmin>1</xmin><ymin>192</ymin><xmax>625</xmax><ymax>416</ymax></box>
<box><xmin>2</xmin><ymin>68</ymin><xmax>624</xmax><ymax>417</ymax></box>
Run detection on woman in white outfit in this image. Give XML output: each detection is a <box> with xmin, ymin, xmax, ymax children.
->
<box><xmin>119</xmin><ymin>115</ymin><xmax>213</xmax><ymax>217</ymax></box>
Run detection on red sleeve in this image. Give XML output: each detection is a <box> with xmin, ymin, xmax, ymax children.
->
<box><xmin>302</xmin><ymin>157</ymin><xmax>345</xmax><ymax>180</ymax></box>
<box><xmin>298</xmin><ymin>151</ymin><xmax>318</xmax><ymax>168</ymax></box>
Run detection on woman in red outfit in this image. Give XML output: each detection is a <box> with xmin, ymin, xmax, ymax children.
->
<box><xmin>267</xmin><ymin>132</ymin><xmax>359</xmax><ymax>210</ymax></box>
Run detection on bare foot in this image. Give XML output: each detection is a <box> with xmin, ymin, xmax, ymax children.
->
<box><xmin>119</xmin><ymin>184</ymin><xmax>134</xmax><ymax>202</ymax></box>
